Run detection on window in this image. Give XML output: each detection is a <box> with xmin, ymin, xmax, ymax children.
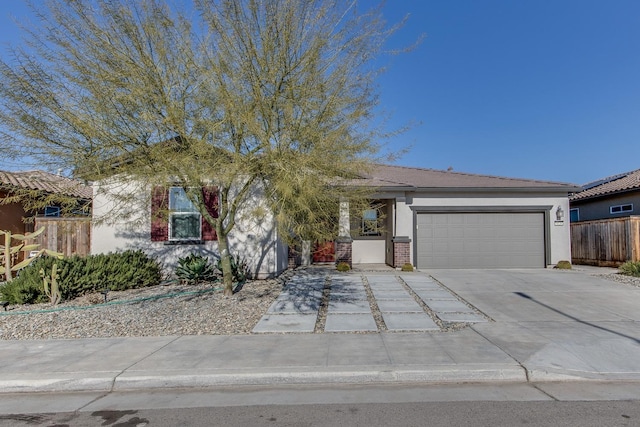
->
<box><xmin>169</xmin><ymin>187</ymin><xmax>201</xmax><ymax>240</ymax></box>
<box><xmin>361</xmin><ymin>208</ymin><xmax>380</xmax><ymax>236</ymax></box>
<box><xmin>610</xmin><ymin>204</ymin><xmax>633</xmax><ymax>214</ymax></box>
<box><xmin>72</xmin><ymin>204</ymin><xmax>91</xmax><ymax>216</ymax></box>
<box><xmin>569</xmin><ymin>208</ymin><xmax>579</xmax><ymax>222</ymax></box>
<box><xmin>353</xmin><ymin>201</ymin><xmax>385</xmax><ymax>237</ymax></box>
<box><xmin>44</xmin><ymin>206</ymin><xmax>61</xmax><ymax>217</ymax></box>
<box><xmin>151</xmin><ymin>185</ymin><xmax>218</xmax><ymax>243</ymax></box>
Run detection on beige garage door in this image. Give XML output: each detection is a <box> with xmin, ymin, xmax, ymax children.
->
<box><xmin>416</xmin><ymin>212</ymin><xmax>545</xmax><ymax>268</ymax></box>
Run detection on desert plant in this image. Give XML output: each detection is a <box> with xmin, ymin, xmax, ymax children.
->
<box><xmin>336</xmin><ymin>262</ymin><xmax>351</xmax><ymax>272</ymax></box>
<box><xmin>0</xmin><ymin>250</ymin><xmax>162</xmax><ymax>304</ymax></box>
<box><xmin>40</xmin><ymin>263</ymin><xmax>61</xmax><ymax>305</ymax></box>
<box><xmin>1</xmin><ymin>255</ymin><xmax>58</xmax><ymax>303</ymax></box>
<box><xmin>0</xmin><ymin>227</ymin><xmax>63</xmax><ymax>282</ymax></box>
<box><xmin>0</xmin><ymin>279</ymin><xmax>44</xmax><ymax>304</ymax></box>
<box><xmin>401</xmin><ymin>263</ymin><xmax>414</xmax><ymax>272</ymax></box>
<box><xmin>216</xmin><ymin>255</ymin><xmax>249</xmax><ymax>284</ymax></box>
<box><xmin>554</xmin><ymin>260</ymin><xmax>572</xmax><ymax>270</ymax></box>
<box><xmin>619</xmin><ymin>261</ymin><xmax>640</xmax><ymax>277</ymax></box>
<box><xmin>176</xmin><ymin>254</ymin><xmax>217</xmax><ymax>284</ymax></box>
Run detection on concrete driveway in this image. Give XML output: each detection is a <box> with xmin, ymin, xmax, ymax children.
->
<box><xmin>428</xmin><ymin>268</ymin><xmax>640</xmax><ymax>381</ymax></box>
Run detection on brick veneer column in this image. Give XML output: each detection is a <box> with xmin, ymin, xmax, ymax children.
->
<box><xmin>335</xmin><ymin>236</ymin><xmax>353</xmax><ymax>268</ymax></box>
<box><xmin>392</xmin><ymin>236</ymin><xmax>411</xmax><ymax>268</ymax></box>
<box><xmin>288</xmin><ymin>245</ymin><xmax>299</xmax><ymax>268</ymax></box>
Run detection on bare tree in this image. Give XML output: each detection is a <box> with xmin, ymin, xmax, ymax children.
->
<box><xmin>0</xmin><ymin>0</ymin><xmax>401</xmax><ymax>295</ymax></box>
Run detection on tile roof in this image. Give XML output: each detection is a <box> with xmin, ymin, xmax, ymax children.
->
<box><xmin>355</xmin><ymin>164</ymin><xmax>578</xmax><ymax>191</ymax></box>
<box><xmin>0</xmin><ymin>170</ymin><xmax>92</xmax><ymax>199</ymax></box>
<box><xmin>570</xmin><ymin>168</ymin><xmax>640</xmax><ymax>201</ymax></box>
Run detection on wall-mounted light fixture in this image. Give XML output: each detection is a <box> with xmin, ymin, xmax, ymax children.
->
<box><xmin>556</xmin><ymin>206</ymin><xmax>564</xmax><ymax>221</ymax></box>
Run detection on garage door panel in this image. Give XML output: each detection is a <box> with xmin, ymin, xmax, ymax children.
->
<box><xmin>417</xmin><ymin>212</ymin><xmax>545</xmax><ymax>269</ymax></box>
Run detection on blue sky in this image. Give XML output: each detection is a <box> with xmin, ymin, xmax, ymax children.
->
<box><xmin>1</xmin><ymin>1</ymin><xmax>639</xmax><ymax>185</ymax></box>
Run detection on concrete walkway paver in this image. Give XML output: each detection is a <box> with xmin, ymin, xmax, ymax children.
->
<box><xmin>325</xmin><ymin>313</ymin><xmax>378</xmax><ymax>332</ymax></box>
<box><xmin>251</xmin><ymin>313</ymin><xmax>318</xmax><ymax>333</ymax></box>
<box><xmin>253</xmin><ymin>272</ymin><xmax>326</xmax><ymax>333</ymax></box>
<box><xmin>325</xmin><ymin>275</ymin><xmax>377</xmax><ymax>331</ymax></box>
<box><xmin>367</xmin><ymin>275</ymin><xmax>442</xmax><ymax>331</ymax></box>
<box><xmin>383</xmin><ymin>313</ymin><xmax>439</xmax><ymax>331</ymax></box>
<box><xmin>375</xmin><ymin>298</ymin><xmax>424</xmax><ymax>312</ymax></box>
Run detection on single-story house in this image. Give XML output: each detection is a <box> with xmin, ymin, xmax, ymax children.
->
<box><xmin>0</xmin><ymin>170</ymin><xmax>92</xmax><ymax>234</ymax></box>
<box><xmin>91</xmin><ymin>164</ymin><xmax>578</xmax><ymax>278</ymax></box>
<box><xmin>0</xmin><ymin>170</ymin><xmax>93</xmax><ymax>258</ymax></box>
<box><xmin>568</xmin><ymin>168</ymin><xmax>640</xmax><ymax>266</ymax></box>
<box><xmin>569</xmin><ymin>168</ymin><xmax>640</xmax><ymax>222</ymax></box>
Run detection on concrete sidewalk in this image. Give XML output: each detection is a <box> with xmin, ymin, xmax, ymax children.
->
<box><xmin>1</xmin><ymin>267</ymin><xmax>639</xmax><ymax>393</ymax></box>
<box><xmin>0</xmin><ymin>331</ymin><xmax>524</xmax><ymax>393</ymax></box>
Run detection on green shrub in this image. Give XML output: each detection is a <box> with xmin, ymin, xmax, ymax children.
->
<box><xmin>0</xmin><ymin>279</ymin><xmax>44</xmax><ymax>305</ymax></box>
<box><xmin>554</xmin><ymin>260</ymin><xmax>572</xmax><ymax>270</ymax></box>
<box><xmin>0</xmin><ymin>250</ymin><xmax>162</xmax><ymax>304</ymax></box>
<box><xmin>619</xmin><ymin>261</ymin><xmax>640</xmax><ymax>277</ymax></box>
<box><xmin>216</xmin><ymin>255</ymin><xmax>249</xmax><ymax>283</ymax></box>
<box><xmin>401</xmin><ymin>263</ymin><xmax>414</xmax><ymax>272</ymax></box>
<box><xmin>176</xmin><ymin>254</ymin><xmax>217</xmax><ymax>284</ymax></box>
<box><xmin>336</xmin><ymin>262</ymin><xmax>350</xmax><ymax>272</ymax></box>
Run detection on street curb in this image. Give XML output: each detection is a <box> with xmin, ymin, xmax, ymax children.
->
<box><xmin>114</xmin><ymin>367</ymin><xmax>528</xmax><ymax>391</ymax></box>
<box><xmin>3</xmin><ymin>367</ymin><xmax>640</xmax><ymax>394</ymax></box>
<box><xmin>0</xmin><ymin>365</ymin><xmax>527</xmax><ymax>393</ymax></box>
<box><xmin>0</xmin><ymin>377</ymin><xmax>114</xmax><ymax>393</ymax></box>
<box><xmin>527</xmin><ymin>368</ymin><xmax>640</xmax><ymax>382</ymax></box>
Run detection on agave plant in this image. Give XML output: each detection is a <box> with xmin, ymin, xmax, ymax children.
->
<box><xmin>175</xmin><ymin>254</ymin><xmax>217</xmax><ymax>284</ymax></box>
<box><xmin>215</xmin><ymin>255</ymin><xmax>249</xmax><ymax>284</ymax></box>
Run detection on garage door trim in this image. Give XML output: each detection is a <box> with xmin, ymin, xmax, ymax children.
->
<box><xmin>411</xmin><ymin>205</ymin><xmax>552</xmax><ymax>267</ymax></box>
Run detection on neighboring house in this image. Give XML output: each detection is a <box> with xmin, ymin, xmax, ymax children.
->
<box><xmin>568</xmin><ymin>168</ymin><xmax>640</xmax><ymax>266</ymax></box>
<box><xmin>0</xmin><ymin>170</ymin><xmax>93</xmax><ymax>259</ymax></box>
<box><xmin>92</xmin><ymin>165</ymin><xmax>578</xmax><ymax>278</ymax></box>
<box><xmin>0</xmin><ymin>170</ymin><xmax>92</xmax><ymax>234</ymax></box>
<box><xmin>569</xmin><ymin>169</ymin><xmax>640</xmax><ymax>222</ymax></box>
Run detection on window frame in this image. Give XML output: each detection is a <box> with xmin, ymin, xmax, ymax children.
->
<box><xmin>569</xmin><ymin>208</ymin><xmax>579</xmax><ymax>222</ymax></box>
<box><xmin>609</xmin><ymin>203</ymin><xmax>633</xmax><ymax>214</ymax></box>
<box><xmin>361</xmin><ymin>208</ymin><xmax>380</xmax><ymax>236</ymax></box>
<box><xmin>44</xmin><ymin>206</ymin><xmax>61</xmax><ymax>217</ymax></box>
<box><xmin>168</xmin><ymin>187</ymin><xmax>202</xmax><ymax>241</ymax></box>
<box><xmin>352</xmin><ymin>200</ymin><xmax>385</xmax><ymax>238</ymax></box>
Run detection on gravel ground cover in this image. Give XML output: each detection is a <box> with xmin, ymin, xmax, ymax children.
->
<box><xmin>0</xmin><ymin>272</ymin><xmax>291</xmax><ymax>340</ymax></box>
<box><xmin>595</xmin><ymin>272</ymin><xmax>640</xmax><ymax>287</ymax></box>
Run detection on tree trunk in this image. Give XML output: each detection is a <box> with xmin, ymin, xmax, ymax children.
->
<box><xmin>216</xmin><ymin>227</ymin><xmax>234</xmax><ymax>296</ymax></box>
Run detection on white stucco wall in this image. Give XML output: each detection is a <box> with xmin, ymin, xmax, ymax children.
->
<box><xmin>394</xmin><ymin>192</ymin><xmax>572</xmax><ymax>266</ymax></box>
<box><xmin>91</xmin><ymin>179</ymin><xmax>287</xmax><ymax>279</ymax></box>
<box><xmin>352</xmin><ymin>239</ymin><xmax>386</xmax><ymax>264</ymax></box>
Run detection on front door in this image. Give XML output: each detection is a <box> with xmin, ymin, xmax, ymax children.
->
<box><xmin>312</xmin><ymin>241</ymin><xmax>335</xmax><ymax>263</ymax></box>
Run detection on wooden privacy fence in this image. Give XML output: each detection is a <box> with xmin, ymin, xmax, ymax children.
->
<box><xmin>33</xmin><ymin>217</ymin><xmax>91</xmax><ymax>257</ymax></box>
<box><xmin>571</xmin><ymin>216</ymin><xmax>640</xmax><ymax>266</ymax></box>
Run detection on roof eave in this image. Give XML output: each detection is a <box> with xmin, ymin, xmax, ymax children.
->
<box><xmin>369</xmin><ymin>185</ymin><xmax>580</xmax><ymax>194</ymax></box>
<box><xmin>570</xmin><ymin>186</ymin><xmax>640</xmax><ymax>202</ymax></box>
